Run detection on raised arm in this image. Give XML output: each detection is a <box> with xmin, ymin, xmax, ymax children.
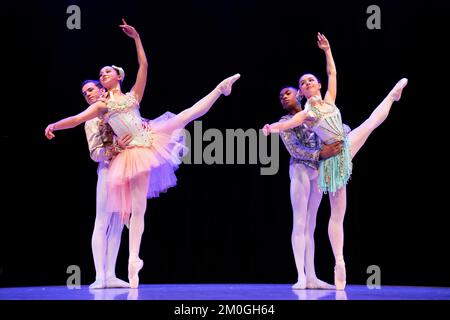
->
<box><xmin>119</xmin><ymin>19</ymin><xmax>148</xmax><ymax>103</ymax></box>
<box><xmin>45</xmin><ymin>101</ymin><xmax>105</xmax><ymax>139</ymax></box>
<box><xmin>317</xmin><ymin>33</ymin><xmax>337</xmax><ymax>104</ymax></box>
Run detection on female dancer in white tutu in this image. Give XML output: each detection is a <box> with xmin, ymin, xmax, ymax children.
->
<box><xmin>263</xmin><ymin>33</ymin><xmax>407</xmax><ymax>290</ymax></box>
<box><xmin>45</xmin><ymin>20</ymin><xmax>240</xmax><ymax>288</ymax></box>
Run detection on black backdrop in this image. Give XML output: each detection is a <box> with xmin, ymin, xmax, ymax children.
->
<box><xmin>1</xmin><ymin>0</ymin><xmax>449</xmax><ymax>288</ymax></box>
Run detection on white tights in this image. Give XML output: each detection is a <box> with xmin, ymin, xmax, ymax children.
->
<box><xmin>290</xmin><ymin>163</ymin><xmax>325</xmax><ymax>289</ymax></box>
<box><xmin>90</xmin><ymin>165</ymin><xmax>127</xmax><ymax>289</ymax></box>
<box><xmin>327</xmin><ymin>79</ymin><xmax>407</xmax><ymax>288</ymax></box>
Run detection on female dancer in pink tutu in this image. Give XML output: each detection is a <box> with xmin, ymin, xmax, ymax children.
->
<box><xmin>263</xmin><ymin>33</ymin><xmax>407</xmax><ymax>290</ymax></box>
<box><xmin>45</xmin><ymin>20</ymin><xmax>240</xmax><ymax>288</ymax></box>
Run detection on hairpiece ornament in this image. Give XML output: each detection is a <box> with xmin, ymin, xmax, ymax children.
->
<box><xmin>111</xmin><ymin>65</ymin><xmax>125</xmax><ymax>81</ymax></box>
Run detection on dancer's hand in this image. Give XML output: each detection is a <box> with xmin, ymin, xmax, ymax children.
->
<box><xmin>319</xmin><ymin>141</ymin><xmax>342</xmax><ymax>160</ymax></box>
<box><xmin>317</xmin><ymin>32</ymin><xmax>330</xmax><ymax>51</ymax></box>
<box><xmin>45</xmin><ymin>124</ymin><xmax>56</xmax><ymax>140</ymax></box>
<box><xmin>118</xmin><ymin>134</ymin><xmax>133</xmax><ymax>149</ymax></box>
<box><xmin>119</xmin><ymin>18</ymin><xmax>139</xmax><ymax>39</ymax></box>
<box><xmin>263</xmin><ymin>124</ymin><xmax>271</xmax><ymax>136</ymax></box>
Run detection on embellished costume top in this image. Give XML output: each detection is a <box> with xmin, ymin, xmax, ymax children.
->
<box><xmin>304</xmin><ymin>98</ymin><xmax>352</xmax><ymax>193</ymax></box>
<box><xmin>304</xmin><ymin>99</ymin><xmax>346</xmax><ymax>144</ymax></box>
<box><xmin>279</xmin><ymin>113</ymin><xmax>322</xmax><ymax>170</ymax></box>
<box><xmin>103</xmin><ymin>92</ymin><xmax>153</xmax><ymax>148</ymax></box>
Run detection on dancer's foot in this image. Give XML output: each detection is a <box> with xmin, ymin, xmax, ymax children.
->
<box><xmin>292</xmin><ymin>274</ymin><xmax>307</xmax><ymax>290</ymax></box>
<box><xmin>306</xmin><ymin>278</ymin><xmax>335</xmax><ymax>290</ymax></box>
<box><xmin>216</xmin><ymin>74</ymin><xmax>241</xmax><ymax>96</ymax></box>
<box><xmin>128</xmin><ymin>258</ymin><xmax>144</xmax><ymax>289</ymax></box>
<box><xmin>89</xmin><ymin>278</ymin><xmax>106</xmax><ymax>289</ymax></box>
<box><xmin>334</xmin><ymin>259</ymin><xmax>346</xmax><ymax>291</ymax></box>
<box><xmin>292</xmin><ymin>281</ymin><xmax>307</xmax><ymax>290</ymax></box>
<box><xmin>106</xmin><ymin>277</ymin><xmax>130</xmax><ymax>288</ymax></box>
<box><xmin>389</xmin><ymin>78</ymin><xmax>408</xmax><ymax>101</ymax></box>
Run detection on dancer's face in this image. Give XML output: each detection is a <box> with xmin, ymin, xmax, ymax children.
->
<box><xmin>99</xmin><ymin>66</ymin><xmax>122</xmax><ymax>89</ymax></box>
<box><xmin>299</xmin><ymin>74</ymin><xmax>321</xmax><ymax>99</ymax></box>
<box><xmin>279</xmin><ymin>87</ymin><xmax>298</xmax><ymax>111</ymax></box>
<box><xmin>82</xmin><ymin>82</ymin><xmax>104</xmax><ymax>105</ymax></box>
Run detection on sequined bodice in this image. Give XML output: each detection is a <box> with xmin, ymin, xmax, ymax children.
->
<box><xmin>305</xmin><ymin>99</ymin><xmax>346</xmax><ymax>144</ymax></box>
<box><xmin>103</xmin><ymin>93</ymin><xmax>153</xmax><ymax>147</ymax></box>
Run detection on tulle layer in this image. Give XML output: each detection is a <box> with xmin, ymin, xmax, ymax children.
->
<box><xmin>106</xmin><ymin>128</ymin><xmax>187</xmax><ymax>219</ymax></box>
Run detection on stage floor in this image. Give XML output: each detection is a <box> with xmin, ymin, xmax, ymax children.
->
<box><xmin>1</xmin><ymin>284</ymin><xmax>449</xmax><ymax>300</ymax></box>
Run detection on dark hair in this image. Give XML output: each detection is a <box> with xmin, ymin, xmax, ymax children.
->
<box><xmin>280</xmin><ymin>85</ymin><xmax>298</xmax><ymax>93</ymax></box>
<box><xmin>81</xmin><ymin>80</ymin><xmax>103</xmax><ymax>93</ymax></box>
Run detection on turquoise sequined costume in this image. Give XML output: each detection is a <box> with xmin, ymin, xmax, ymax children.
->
<box><xmin>305</xmin><ymin>99</ymin><xmax>352</xmax><ymax>194</ymax></box>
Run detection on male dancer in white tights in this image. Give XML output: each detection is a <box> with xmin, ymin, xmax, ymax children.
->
<box><xmin>278</xmin><ymin>86</ymin><xmax>349</xmax><ymax>289</ymax></box>
<box><xmin>82</xmin><ymin>80</ymin><xmax>132</xmax><ymax>289</ymax></box>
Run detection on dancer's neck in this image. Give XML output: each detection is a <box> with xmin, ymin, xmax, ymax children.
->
<box><xmin>108</xmin><ymin>85</ymin><xmax>123</xmax><ymax>100</ymax></box>
<box><xmin>289</xmin><ymin>104</ymin><xmax>303</xmax><ymax>115</ymax></box>
<box><xmin>307</xmin><ymin>95</ymin><xmax>323</xmax><ymax>107</ymax></box>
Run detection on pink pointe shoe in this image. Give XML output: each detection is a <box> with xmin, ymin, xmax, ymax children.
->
<box><xmin>216</xmin><ymin>74</ymin><xmax>241</xmax><ymax>96</ymax></box>
<box><xmin>334</xmin><ymin>260</ymin><xmax>346</xmax><ymax>291</ymax></box>
<box><xmin>128</xmin><ymin>259</ymin><xmax>144</xmax><ymax>289</ymax></box>
<box><xmin>389</xmin><ymin>78</ymin><xmax>408</xmax><ymax>101</ymax></box>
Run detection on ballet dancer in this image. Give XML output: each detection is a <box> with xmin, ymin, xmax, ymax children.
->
<box><xmin>45</xmin><ymin>20</ymin><xmax>240</xmax><ymax>288</ymax></box>
<box><xmin>82</xmin><ymin>79</ymin><xmax>132</xmax><ymax>289</ymax></box>
<box><xmin>264</xmin><ymin>33</ymin><xmax>407</xmax><ymax>290</ymax></box>
<box><xmin>278</xmin><ymin>85</ymin><xmax>350</xmax><ymax>290</ymax></box>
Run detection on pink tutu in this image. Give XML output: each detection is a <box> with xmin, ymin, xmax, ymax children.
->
<box><xmin>106</xmin><ymin>113</ymin><xmax>187</xmax><ymax>221</ymax></box>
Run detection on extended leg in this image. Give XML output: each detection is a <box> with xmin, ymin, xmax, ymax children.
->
<box><xmin>153</xmin><ymin>74</ymin><xmax>240</xmax><ymax>135</ymax></box>
<box><xmin>349</xmin><ymin>78</ymin><xmax>407</xmax><ymax>158</ymax></box>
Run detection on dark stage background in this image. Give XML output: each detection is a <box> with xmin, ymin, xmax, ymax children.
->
<box><xmin>1</xmin><ymin>0</ymin><xmax>449</xmax><ymax>288</ymax></box>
